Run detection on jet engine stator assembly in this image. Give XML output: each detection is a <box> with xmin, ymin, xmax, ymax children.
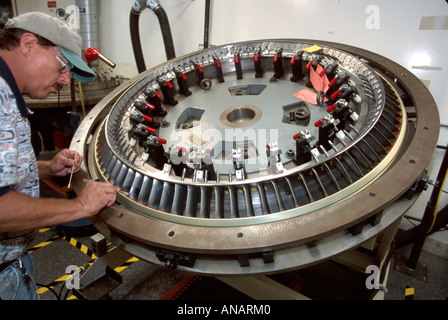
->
<box><xmin>71</xmin><ymin>39</ymin><xmax>439</xmax><ymax>276</ymax></box>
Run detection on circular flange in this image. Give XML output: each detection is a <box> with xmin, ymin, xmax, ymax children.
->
<box><xmin>71</xmin><ymin>39</ymin><xmax>439</xmax><ymax>275</ymax></box>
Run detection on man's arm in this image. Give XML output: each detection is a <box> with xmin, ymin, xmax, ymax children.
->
<box><xmin>0</xmin><ymin>180</ymin><xmax>119</xmax><ymax>233</ymax></box>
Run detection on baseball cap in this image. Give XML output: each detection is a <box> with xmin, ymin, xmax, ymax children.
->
<box><xmin>5</xmin><ymin>12</ymin><xmax>96</xmax><ymax>83</ymax></box>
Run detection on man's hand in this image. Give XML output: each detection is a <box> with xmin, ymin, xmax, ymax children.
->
<box><xmin>41</xmin><ymin>149</ymin><xmax>83</xmax><ymax>178</ymax></box>
<box><xmin>76</xmin><ymin>180</ymin><xmax>120</xmax><ymax>216</ymax></box>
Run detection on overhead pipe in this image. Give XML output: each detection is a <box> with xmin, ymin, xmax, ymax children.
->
<box><xmin>130</xmin><ymin>0</ymin><xmax>176</xmax><ymax>73</ymax></box>
<box><xmin>130</xmin><ymin>8</ymin><xmax>146</xmax><ymax>73</ymax></box>
<box><xmin>203</xmin><ymin>0</ymin><xmax>210</xmax><ymax>49</ymax></box>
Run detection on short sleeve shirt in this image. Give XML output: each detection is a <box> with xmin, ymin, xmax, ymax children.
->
<box><xmin>0</xmin><ymin>56</ymin><xmax>39</xmax><ymax>264</ymax></box>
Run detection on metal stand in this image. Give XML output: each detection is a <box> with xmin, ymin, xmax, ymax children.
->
<box><xmin>396</xmin><ymin>143</ymin><xmax>448</xmax><ymax>281</ymax></box>
<box><xmin>393</xmin><ymin>253</ymin><xmax>428</xmax><ymax>282</ymax></box>
<box><xmin>218</xmin><ymin>218</ymin><xmax>400</xmax><ymax>300</ymax></box>
<box><xmin>73</xmin><ymin>233</ymin><xmax>133</xmax><ymax>300</ymax></box>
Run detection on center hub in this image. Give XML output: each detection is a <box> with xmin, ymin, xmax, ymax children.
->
<box><xmin>220</xmin><ymin>104</ymin><xmax>262</xmax><ymax>128</ymax></box>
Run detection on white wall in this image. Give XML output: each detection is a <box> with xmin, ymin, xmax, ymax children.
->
<box><xmin>98</xmin><ymin>0</ymin><xmax>448</xmax><ymax>124</ymax></box>
<box><xmin>98</xmin><ymin>0</ymin><xmax>204</xmax><ymax>79</ymax></box>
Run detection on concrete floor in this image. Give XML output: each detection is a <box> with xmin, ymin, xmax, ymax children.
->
<box><xmin>29</xmin><ymin>223</ymin><xmax>447</xmax><ymax>301</ymax></box>
<box><xmin>386</xmin><ymin>246</ymin><xmax>448</xmax><ymax>300</ymax></box>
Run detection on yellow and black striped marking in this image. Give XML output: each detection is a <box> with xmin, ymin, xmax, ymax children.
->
<box><xmin>28</xmin><ymin>234</ymin><xmax>60</xmax><ymax>253</ymax></box>
<box><xmin>62</xmin><ymin>235</ymin><xmax>97</xmax><ymax>260</ymax></box>
<box><xmin>36</xmin><ymin>263</ymin><xmax>93</xmax><ymax>297</ymax></box>
<box><xmin>405</xmin><ymin>287</ymin><xmax>415</xmax><ymax>300</ymax></box>
<box><xmin>33</xmin><ymin>229</ymin><xmax>140</xmax><ymax>299</ymax></box>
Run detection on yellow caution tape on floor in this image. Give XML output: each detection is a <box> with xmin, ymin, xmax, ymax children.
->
<box><xmin>405</xmin><ymin>287</ymin><xmax>415</xmax><ymax>300</ymax></box>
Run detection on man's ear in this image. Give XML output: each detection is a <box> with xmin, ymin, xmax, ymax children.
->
<box><xmin>19</xmin><ymin>33</ymin><xmax>39</xmax><ymax>57</ymax></box>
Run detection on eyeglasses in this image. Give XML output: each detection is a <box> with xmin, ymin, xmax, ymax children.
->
<box><xmin>51</xmin><ymin>47</ymin><xmax>73</xmax><ymax>73</ymax></box>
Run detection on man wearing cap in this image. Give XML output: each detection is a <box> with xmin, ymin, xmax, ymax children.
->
<box><xmin>0</xmin><ymin>12</ymin><xmax>119</xmax><ymax>300</ymax></box>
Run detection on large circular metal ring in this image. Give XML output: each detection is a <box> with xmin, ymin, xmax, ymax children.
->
<box><xmin>71</xmin><ymin>39</ymin><xmax>439</xmax><ymax>276</ymax></box>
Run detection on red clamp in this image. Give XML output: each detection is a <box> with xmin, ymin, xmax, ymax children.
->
<box><xmin>328</xmin><ymin>77</ymin><xmax>338</xmax><ymax>88</ymax></box>
<box><xmin>145</xmin><ymin>101</ymin><xmax>155</xmax><ymax>110</ymax></box>
<box><xmin>314</xmin><ymin>119</ymin><xmax>324</xmax><ymax>127</ymax></box>
<box><xmin>330</xmin><ymin>89</ymin><xmax>341</xmax><ymax>100</ymax></box>
<box><xmin>156</xmin><ymin>137</ymin><xmax>167</xmax><ymax>144</ymax></box>
<box><xmin>326</xmin><ymin>104</ymin><xmax>337</xmax><ymax>113</ymax></box>
<box><xmin>142</xmin><ymin>114</ymin><xmax>153</xmax><ymax>123</ymax></box>
<box><xmin>319</xmin><ymin>67</ymin><xmax>327</xmax><ymax>77</ymax></box>
<box><xmin>306</xmin><ymin>60</ymin><xmax>313</xmax><ymax>70</ymax></box>
<box><xmin>153</xmin><ymin>90</ymin><xmax>162</xmax><ymax>99</ymax></box>
<box><xmin>144</xmin><ymin>126</ymin><xmax>156</xmax><ymax>134</ymax></box>
<box><xmin>290</xmin><ymin>55</ymin><xmax>296</xmax><ymax>65</ymax></box>
<box><xmin>164</xmin><ymin>80</ymin><xmax>173</xmax><ymax>89</ymax></box>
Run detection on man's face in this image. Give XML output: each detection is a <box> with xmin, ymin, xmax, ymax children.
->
<box><xmin>24</xmin><ymin>44</ymin><xmax>71</xmax><ymax>99</ymax></box>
